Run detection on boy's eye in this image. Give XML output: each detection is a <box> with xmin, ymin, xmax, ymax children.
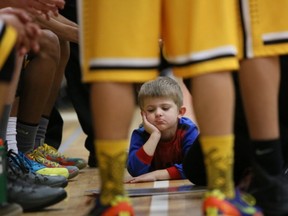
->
<box><xmin>162</xmin><ymin>107</ymin><xmax>170</xmax><ymax>111</ymax></box>
<box><xmin>147</xmin><ymin>109</ymin><xmax>154</xmax><ymax>113</ymax></box>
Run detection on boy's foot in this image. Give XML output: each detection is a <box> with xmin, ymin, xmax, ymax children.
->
<box><xmin>36</xmin><ymin>144</ymin><xmax>87</xmax><ymax>169</ymax></box>
<box><xmin>87</xmin><ymin>195</ymin><xmax>134</xmax><ymax>216</ymax></box>
<box><xmin>0</xmin><ymin>203</ymin><xmax>23</xmax><ymax>216</ymax></box>
<box><xmin>203</xmin><ymin>189</ymin><xmax>263</xmax><ymax>216</ymax></box>
<box><xmin>248</xmin><ymin>163</ymin><xmax>288</xmax><ymax>216</ymax></box>
<box><xmin>17</xmin><ymin>151</ymin><xmax>69</xmax><ymax>178</ymax></box>
<box><xmin>8</xmin><ymin>150</ymin><xmax>68</xmax><ymax>188</ymax></box>
<box><xmin>7</xmin><ymin>174</ymin><xmax>67</xmax><ymax>212</ymax></box>
<box><xmin>27</xmin><ymin>149</ymin><xmax>79</xmax><ymax>179</ymax></box>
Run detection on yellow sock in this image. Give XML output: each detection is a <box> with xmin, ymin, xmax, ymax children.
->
<box><xmin>95</xmin><ymin>139</ymin><xmax>128</xmax><ymax>205</ymax></box>
<box><xmin>200</xmin><ymin>135</ymin><xmax>235</xmax><ymax>198</ymax></box>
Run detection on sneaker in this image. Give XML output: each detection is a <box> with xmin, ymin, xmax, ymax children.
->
<box><xmin>7</xmin><ymin>174</ymin><xmax>67</xmax><ymax>211</ymax></box>
<box><xmin>17</xmin><ymin>151</ymin><xmax>69</xmax><ymax>179</ymax></box>
<box><xmin>0</xmin><ymin>203</ymin><xmax>23</xmax><ymax>216</ymax></box>
<box><xmin>248</xmin><ymin>163</ymin><xmax>288</xmax><ymax>216</ymax></box>
<box><xmin>36</xmin><ymin>144</ymin><xmax>87</xmax><ymax>169</ymax></box>
<box><xmin>203</xmin><ymin>189</ymin><xmax>263</xmax><ymax>216</ymax></box>
<box><xmin>27</xmin><ymin>149</ymin><xmax>79</xmax><ymax>179</ymax></box>
<box><xmin>87</xmin><ymin>195</ymin><xmax>134</xmax><ymax>216</ymax></box>
<box><xmin>8</xmin><ymin>150</ymin><xmax>68</xmax><ymax>188</ymax></box>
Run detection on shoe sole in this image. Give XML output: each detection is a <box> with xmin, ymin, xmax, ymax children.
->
<box><xmin>23</xmin><ymin>191</ymin><xmax>67</xmax><ymax>212</ymax></box>
<box><xmin>0</xmin><ymin>203</ymin><xmax>23</xmax><ymax>216</ymax></box>
<box><xmin>49</xmin><ymin>180</ymin><xmax>69</xmax><ymax>188</ymax></box>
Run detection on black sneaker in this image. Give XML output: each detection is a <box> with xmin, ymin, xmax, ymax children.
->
<box><xmin>8</xmin><ymin>150</ymin><xmax>68</xmax><ymax>188</ymax></box>
<box><xmin>248</xmin><ymin>163</ymin><xmax>288</xmax><ymax>216</ymax></box>
<box><xmin>7</xmin><ymin>174</ymin><xmax>67</xmax><ymax>211</ymax></box>
<box><xmin>0</xmin><ymin>203</ymin><xmax>23</xmax><ymax>216</ymax></box>
<box><xmin>88</xmin><ymin>153</ymin><xmax>98</xmax><ymax>168</ymax></box>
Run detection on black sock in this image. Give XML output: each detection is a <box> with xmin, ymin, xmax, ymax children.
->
<box><xmin>253</xmin><ymin>139</ymin><xmax>283</xmax><ymax>175</ymax></box>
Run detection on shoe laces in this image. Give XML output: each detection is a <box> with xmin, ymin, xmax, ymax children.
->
<box><xmin>238</xmin><ymin>191</ymin><xmax>256</xmax><ymax>206</ymax></box>
<box><xmin>18</xmin><ymin>151</ymin><xmax>47</xmax><ymax>171</ymax></box>
<box><xmin>39</xmin><ymin>144</ymin><xmax>66</xmax><ymax>159</ymax></box>
<box><xmin>7</xmin><ymin>150</ymin><xmax>46</xmax><ymax>183</ymax></box>
<box><xmin>7</xmin><ymin>150</ymin><xmax>29</xmax><ymax>174</ymax></box>
<box><xmin>28</xmin><ymin>149</ymin><xmax>62</xmax><ymax>167</ymax></box>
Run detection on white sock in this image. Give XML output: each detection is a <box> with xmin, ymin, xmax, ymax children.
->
<box><xmin>7</xmin><ymin>117</ymin><xmax>18</xmax><ymax>154</ymax></box>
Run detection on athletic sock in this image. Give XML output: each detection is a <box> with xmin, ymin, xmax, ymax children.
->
<box><xmin>6</xmin><ymin>117</ymin><xmax>18</xmax><ymax>154</ymax></box>
<box><xmin>95</xmin><ymin>139</ymin><xmax>128</xmax><ymax>205</ymax></box>
<box><xmin>34</xmin><ymin>116</ymin><xmax>49</xmax><ymax>149</ymax></box>
<box><xmin>200</xmin><ymin>134</ymin><xmax>235</xmax><ymax>198</ymax></box>
<box><xmin>252</xmin><ymin>139</ymin><xmax>283</xmax><ymax>175</ymax></box>
<box><xmin>16</xmin><ymin>121</ymin><xmax>38</xmax><ymax>154</ymax></box>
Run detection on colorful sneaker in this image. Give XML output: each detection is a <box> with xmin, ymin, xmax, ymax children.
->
<box><xmin>27</xmin><ymin>149</ymin><xmax>79</xmax><ymax>179</ymax></box>
<box><xmin>203</xmin><ymin>189</ymin><xmax>263</xmax><ymax>216</ymax></box>
<box><xmin>17</xmin><ymin>151</ymin><xmax>69</xmax><ymax>179</ymax></box>
<box><xmin>8</xmin><ymin>150</ymin><xmax>68</xmax><ymax>188</ymax></box>
<box><xmin>87</xmin><ymin>195</ymin><xmax>134</xmax><ymax>216</ymax></box>
<box><xmin>36</xmin><ymin>144</ymin><xmax>87</xmax><ymax>169</ymax></box>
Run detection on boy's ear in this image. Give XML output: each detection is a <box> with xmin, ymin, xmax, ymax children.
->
<box><xmin>178</xmin><ymin>106</ymin><xmax>186</xmax><ymax>117</ymax></box>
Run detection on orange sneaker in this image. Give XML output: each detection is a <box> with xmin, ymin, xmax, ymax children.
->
<box><xmin>87</xmin><ymin>195</ymin><xmax>134</xmax><ymax>216</ymax></box>
<box><xmin>203</xmin><ymin>189</ymin><xmax>263</xmax><ymax>216</ymax></box>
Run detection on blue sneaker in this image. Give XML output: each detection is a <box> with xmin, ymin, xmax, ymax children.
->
<box><xmin>7</xmin><ymin>150</ymin><xmax>68</xmax><ymax>188</ymax></box>
<box><xmin>203</xmin><ymin>189</ymin><xmax>263</xmax><ymax>216</ymax></box>
<box><xmin>17</xmin><ymin>151</ymin><xmax>69</xmax><ymax>179</ymax></box>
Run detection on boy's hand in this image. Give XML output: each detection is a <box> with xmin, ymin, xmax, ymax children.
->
<box><xmin>141</xmin><ymin>111</ymin><xmax>160</xmax><ymax>135</ymax></box>
<box><xmin>125</xmin><ymin>172</ymin><xmax>158</xmax><ymax>183</ymax></box>
<box><xmin>125</xmin><ymin>170</ymin><xmax>170</xmax><ymax>183</ymax></box>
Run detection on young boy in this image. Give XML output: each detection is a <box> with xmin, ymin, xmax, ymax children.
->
<box><xmin>126</xmin><ymin>76</ymin><xmax>198</xmax><ymax>183</ymax></box>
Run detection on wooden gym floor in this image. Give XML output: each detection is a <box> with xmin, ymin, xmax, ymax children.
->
<box><xmin>23</xmin><ymin>108</ymin><xmax>204</xmax><ymax>216</ymax></box>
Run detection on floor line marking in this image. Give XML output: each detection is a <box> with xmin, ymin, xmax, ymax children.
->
<box><xmin>58</xmin><ymin>126</ymin><xmax>83</xmax><ymax>153</ymax></box>
<box><xmin>149</xmin><ymin>181</ymin><xmax>169</xmax><ymax>216</ymax></box>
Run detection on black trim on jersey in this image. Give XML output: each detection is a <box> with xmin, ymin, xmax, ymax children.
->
<box><xmin>238</xmin><ymin>0</ymin><xmax>247</xmax><ymax>59</ymax></box>
<box><xmin>0</xmin><ymin>47</ymin><xmax>16</xmax><ymax>82</ymax></box>
<box><xmin>264</xmin><ymin>39</ymin><xmax>288</xmax><ymax>45</ymax></box>
<box><xmin>0</xmin><ymin>23</ymin><xmax>6</xmax><ymax>39</ymax></box>
<box><xmin>169</xmin><ymin>53</ymin><xmax>236</xmax><ymax>67</ymax></box>
<box><xmin>89</xmin><ymin>54</ymin><xmax>236</xmax><ymax>70</ymax></box>
<box><xmin>89</xmin><ymin>65</ymin><xmax>159</xmax><ymax>71</ymax></box>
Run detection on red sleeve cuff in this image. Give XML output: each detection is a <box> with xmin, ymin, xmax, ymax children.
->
<box><xmin>136</xmin><ymin>147</ymin><xmax>153</xmax><ymax>164</ymax></box>
<box><xmin>166</xmin><ymin>166</ymin><xmax>182</xmax><ymax>179</ymax></box>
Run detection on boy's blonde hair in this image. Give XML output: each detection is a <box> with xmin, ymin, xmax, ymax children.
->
<box><xmin>138</xmin><ymin>76</ymin><xmax>183</xmax><ymax>109</ymax></box>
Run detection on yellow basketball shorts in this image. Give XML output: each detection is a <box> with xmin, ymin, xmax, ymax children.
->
<box><xmin>78</xmin><ymin>0</ymin><xmax>288</xmax><ymax>82</ymax></box>
<box><xmin>0</xmin><ymin>21</ymin><xmax>17</xmax><ymax>82</ymax></box>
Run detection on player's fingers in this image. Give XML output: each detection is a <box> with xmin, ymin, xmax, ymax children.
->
<box><xmin>38</xmin><ymin>0</ymin><xmax>65</xmax><ymax>9</ymax></box>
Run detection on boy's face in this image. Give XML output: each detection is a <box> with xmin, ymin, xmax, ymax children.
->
<box><xmin>142</xmin><ymin>97</ymin><xmax>182</xmax><ymax>132</ymax></box>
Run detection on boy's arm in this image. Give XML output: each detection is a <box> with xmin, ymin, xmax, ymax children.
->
<box><xmin>125</xmin><ymin>169</ymin><xmax>170</xmax><ymax>183</ymax></box>
<box><xmin>127</xmin><ymin>130</ymin><xmax>155</xmax><ymax>177</ymax></box>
